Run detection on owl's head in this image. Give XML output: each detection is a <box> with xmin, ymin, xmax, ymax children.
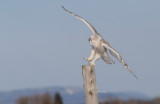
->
<box><xmin>89</xmin><ymin>35</ymin><xmax>102</xmax><ymax>47</ymax></box>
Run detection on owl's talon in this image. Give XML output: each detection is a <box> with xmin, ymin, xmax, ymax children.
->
<box><xmin>90</xmin><ymin>62</ymin><xmax>96</xmax><ymax>66</ymax></box>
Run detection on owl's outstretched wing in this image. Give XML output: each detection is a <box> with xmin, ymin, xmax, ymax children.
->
<box><xmin>102</xmin><ymin>40</ymin><xmax>138</xmax><ymax>80</ymax></box>
<box><xmin>61</xmin><ymin>6</ymin><xmax>98</xmax><ymax>35</ymax></box>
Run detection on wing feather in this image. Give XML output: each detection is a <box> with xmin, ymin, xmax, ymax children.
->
<box><xmin>62</xmin><ymin>6</ymin><xmax>98</xmax><ymax>34</ymax></box>
<box><xmin>102</xmin><ymin>51</ymin><xmax>115</xmax><ymax>64</ymax></box>
<box><xmin>102</xmin><ymin>40</ymin><xmax>138</xmax><ymax>79</ymax></box>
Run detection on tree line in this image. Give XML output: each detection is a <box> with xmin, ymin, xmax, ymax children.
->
<box><xmin>100</xmin><ymin>97</ymin><xmax>160</xmax><ymax>104</ymax></box>
<box><xmin>16</xmin><ymin>92</ymin><xmax>160</xmax><ymax>104</ymax></box>
<box><xmin>16</xmin><ymin>92</ymin><xmax>63</xmax><ymax>104</ymax></box>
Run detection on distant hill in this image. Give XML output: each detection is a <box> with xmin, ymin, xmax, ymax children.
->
<box><xmin>0</xmin><ymin>86</ymin><xmax>151</xmax><ymax>104</ymax></box>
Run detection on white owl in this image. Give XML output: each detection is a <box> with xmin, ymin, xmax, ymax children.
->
<box><xmin>62</xmin><ymin>6</ymin><xmax>138</xmax><ymax>79</ymax></box>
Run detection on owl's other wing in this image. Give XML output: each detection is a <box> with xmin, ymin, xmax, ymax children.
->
<box><xmin>102</xmin><ymin>40</ymin><xmax>138</xmax><ymax>79</ymax></box>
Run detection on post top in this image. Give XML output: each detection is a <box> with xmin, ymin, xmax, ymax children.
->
<box><xmin>82</xmin><ymin>65</ymin><xmax>95</xmax><ymax>69</ymax></box>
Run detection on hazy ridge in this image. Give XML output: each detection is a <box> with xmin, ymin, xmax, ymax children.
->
<box><xmin>0</xmin><ymin>86</ymin><xmax>151</xmax><ymax>104</ymax></box>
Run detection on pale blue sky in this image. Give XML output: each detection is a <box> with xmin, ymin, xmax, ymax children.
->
<box><xmin>0</xmin><ymin>0</ymin><xmax>160</xmax><ymax>97</ymax></box>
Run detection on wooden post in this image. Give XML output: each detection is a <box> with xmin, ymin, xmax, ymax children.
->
<box><xmin>82</xmin><ymin>65</ymin><xmax>98</xmax><ymax>104</ymax></box>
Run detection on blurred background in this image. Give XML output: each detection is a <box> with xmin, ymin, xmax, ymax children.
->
<box><xmin>0</xmin><ymin>0</ymin><xmax>160</xmax><ymax>104</ymax></box>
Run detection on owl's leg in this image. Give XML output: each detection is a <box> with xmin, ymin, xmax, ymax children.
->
<box><xmin>84</xmin><ymin>49</ymin><xmax>95</xmax><ymax>61</ymax></box>
<box><xmin>90</xmin><ymin>53</ymin><xmax>101</xmax><ymax>66</ymax></box>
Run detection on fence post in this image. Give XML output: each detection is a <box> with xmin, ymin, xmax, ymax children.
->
<box><xmin>82</xmin><ymin>65</ymin><xmax>98</xmax><ymax>104</ymax></box>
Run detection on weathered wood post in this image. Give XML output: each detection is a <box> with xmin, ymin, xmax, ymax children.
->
<box><xmin>82</xmin><ymin>65</ymin><xmax>98</xmax><ymax>104</ymax></box>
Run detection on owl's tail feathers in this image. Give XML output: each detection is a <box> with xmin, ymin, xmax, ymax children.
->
<box><xmin>102</xmin><ymin>52</ymin><xmax>115</xmax><ymax>64</ymax></box>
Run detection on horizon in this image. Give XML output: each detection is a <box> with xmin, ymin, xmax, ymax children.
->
<box><xmin>0</xmin><ymin>85</ymin><xmax>153</xmax><ymax>99</ymax></box>
<box><xmin>1</xmin><ymin>85</ymin><xmax>155</xmax><ymax>104</ymax></box>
